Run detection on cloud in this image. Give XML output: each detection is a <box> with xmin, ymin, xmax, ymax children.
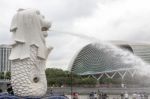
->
<box><xmin>0</xmin><ymin>0</ymin><xmax>99</xmax><ymax>44</ymax></box>
<box><xmin>0</xmin><ymin>0</ymin><xmax>99</xmax><ymax>70</ymax></box>
<box><xmin>1</xmin><ymin>0</ymin><xmax>150</xmax><ymax>70</ymax></box>
<box><xmin>72</xmin><ymin>0</ymin><xmax>150</xmax><ymax>41</ymax></box>
<box><xmin>47</xmin><ymin>34</ymin><xmax>90</xmax><ymax>70</ymax></box>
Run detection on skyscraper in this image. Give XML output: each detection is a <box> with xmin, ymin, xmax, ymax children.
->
<box><xmin>0</xmin><ymin>45</ymin><xmax>11</xmax><ymax>72</ymax></box>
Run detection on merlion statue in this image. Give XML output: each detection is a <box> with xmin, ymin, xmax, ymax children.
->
<box><xmin>9</xmin><ymin>9</ymin><xmax>52</xmax><ymax>97</ymax></box>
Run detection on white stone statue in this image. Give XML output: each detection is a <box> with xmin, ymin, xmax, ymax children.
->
<box><xmin>9</xmin><ymin>9</ymin><xmax>52</xmax><ymax>97</ymax></box>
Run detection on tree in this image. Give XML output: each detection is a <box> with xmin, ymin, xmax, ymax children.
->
<box><xmin>0</xmin><ymin>72</ymin><xmax>11</xmax><ymax>79</ymax></box>
<box><xmin>46</xmin><ymin>68</ymin><xmax>71</xmax><ymax>87</ymax></box>
<box><xmin>45</xmin><ymin>68</ymin><xmax>97</xmax><ymax>87</ymax></box>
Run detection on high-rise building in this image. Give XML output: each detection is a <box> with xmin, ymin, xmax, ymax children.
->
<box><xmin>0</xmin><ymin>45</ymin><xmax>11</xmax><ymax>72</ymax></box>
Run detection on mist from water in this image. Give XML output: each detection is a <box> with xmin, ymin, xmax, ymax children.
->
<box><xmin>51</xmin><ymin>30</ymin><xmax>150</xmax><ymax>77</ymax></box>
<box><xmin>50</xmin><ymin>30</ymin><xmax>99</xmax><ymax>41</ymax></box>
<box><xmin>95</xmin><ymin>42</ymin><xmax>150</xmax><ymax>76</ymax></box>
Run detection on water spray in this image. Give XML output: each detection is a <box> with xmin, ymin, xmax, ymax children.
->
<box><xmin>50</xmin><ymin>30</ymin><xmax>150</xmax><ymax>77</ymax></box>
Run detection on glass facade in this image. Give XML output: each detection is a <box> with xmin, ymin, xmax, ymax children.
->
<box><xmin>71</xmin><ymin>42</ymin><xmax>150</xmax><ymax>75</ymax></box>
<box><xmin>0</xmin><ymin>45</ymin><xmax>11</xmax><ymax>72</ymax></box>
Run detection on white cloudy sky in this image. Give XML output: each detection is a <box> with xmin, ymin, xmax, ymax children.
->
<box><xmin>0</xmin><ymin>0</ymin><xmax>150</xmax><ymax>70</ymax></box>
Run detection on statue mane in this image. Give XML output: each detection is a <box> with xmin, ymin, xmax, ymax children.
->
<box><xmin>9</xmin><ymin>9</ymin><xmax>51</xmax><ymax>60</ymax></box>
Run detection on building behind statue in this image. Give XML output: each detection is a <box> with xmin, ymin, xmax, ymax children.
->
<box><xmin>0</xmin><ymin>45</ymin><xmax>11</xmax><ymax>72</ymax></box>
<box><xmin>0</xmin><ymin>44</ymin><xmax>11</xmax><ymax>92</ymax></box>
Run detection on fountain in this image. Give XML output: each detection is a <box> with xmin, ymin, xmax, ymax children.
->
<box><xmin>70</xmin><ymin>41</ymin><xmax>150</xmax><ymax>81</ymax></box>
<box><xmin>1</xmin><ymin>8</ymin><xmax>149</xmax><ymax>99</ymax></box>
<box><xmin>9</xmin><ymin>9</ymin><xmax>52</xmax><ymax>97</ymax></box>
<box><xmin>51</xmin><ymin>30</ymin><xmax>150</xmax><ymax>79</ymax></box>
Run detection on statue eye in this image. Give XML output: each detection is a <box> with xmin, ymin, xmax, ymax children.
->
<box><xmin>41</xmin><ymin>27</ymin><xmax>48</xmax><ymax>31</ymax></box>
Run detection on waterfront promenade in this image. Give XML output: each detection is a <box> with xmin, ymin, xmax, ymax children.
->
<box><xmin>48</xmin><ymin>87</ymin><xmax>150</xmax><ymax>95</ymax></box>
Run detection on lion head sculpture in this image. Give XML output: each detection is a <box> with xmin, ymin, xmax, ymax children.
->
<box><xmin>9</xmin><ymin>9</ymin><xmax>52</xmax><ymax>60</ymax></box>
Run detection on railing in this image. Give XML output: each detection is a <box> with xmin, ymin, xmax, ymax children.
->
<box><xmin>0</xmin><ymin>79</ymin><xmax>10</xmax><ymax>83</ymax></box>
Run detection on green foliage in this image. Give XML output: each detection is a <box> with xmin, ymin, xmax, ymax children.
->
<box><xmin>0</xmin><ymin>72</ymin><xmax>4</xmax><ymax>79</ymax></box>
<box><xmin>45</xmin><ymin>68</ymin><xmax>97</xmax><ymax>87</ymax></box>
<box><xmin>99</xmin><ymin>78</ymin><xmax>113</xmax><ymax>84</ymax></box>
<box><xmin>99</xmin><ymin>78</ymin><xmax>122</xmax><ymax>84</ymax></box>
<box><xmin>79</xmin><ymin>78</ymin><xmax>97</xmax><ymax>85</ymax></box>
<box><xmin>5</xmin><ymin>72</ymin><xmax>11</xmax><ymax>79</ymax></box>
<box><xmin>46</xmin><ymin>68</ymin><xmax>71</xmax><ymax>87</ymax></box>
<box><xmin>0</xmin><ymin>71</ymin><xmax>11</xmax><ymax>79</ymax></box>
<box><xmin>46</xmin><ymin>68</ymin><xmax>67</xmax><ymax>78</ymax></box>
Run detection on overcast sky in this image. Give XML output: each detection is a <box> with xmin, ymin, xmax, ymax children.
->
<box><xmin>0</xmin><ymin>0</ymin><xmax>150</xmax><ymax>70</ymax></box>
